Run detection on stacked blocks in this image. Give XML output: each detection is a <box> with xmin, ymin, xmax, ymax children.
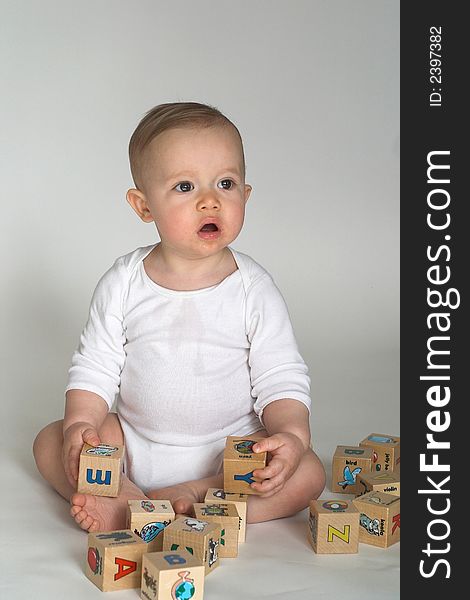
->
<box><xmin>223</xmin><ymin>436</ymin><xmax>267</xmax><ymax>494</ymax></box>
<box><xmin>194</xmin><ymin>502</ymin><xmax>240</xmax><ymax>558</ymax></box>
<box><xmin>204</xmin><ymin>488</ymin><xmax>248</xmax><ymax>543</ymax></box>
<box><xmin>141</xmin><ymin>549</ymin><xmax>205</xmax><ymax>600</ymax></box>
<box><xmin>331</xmin><ymin>446</ymin><xmax>373</xmax><ymax>494</ymax></box>
<box><xmin>353</xmin><ymin>491</ymin><xmax>401</xmax><ymax>548</ymax></box>
<box><xmin>127</xmin><ymin>499</ymin><xmax>175</xmax><ymax>551</ymax></box>
<box><xmin>162</xmin><ymin>517</ymin><xmax>221</xmax><ymax>575</ymax></box>
<box><xmin>308</xmin><ymin>499</ymin><xmax>359</xmax><ymax>554</ymax></box>
<box><xmin>356</xmin><ymin>470</ymin><xmax>400</xmax><ymax>497</ymax></box>
<box><xmin>86</xmin><ymin>529</ymin><xmax>148</xmax><ymax>591</ymax></box>
<box><xmin>77</xmin><ymin>443</ymin><xmax>125</xmax><ymax>497</ymax></box>
<box><xmin>359</xmin><ymin>433</ymin><xmax>401</xmax><ymax>472</ymax></box>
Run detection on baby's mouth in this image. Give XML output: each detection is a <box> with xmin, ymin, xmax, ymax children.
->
<box><xmin>199</xmin><ymin>223</ymin><xmax>219</xmax><ymax>232</ymax></box>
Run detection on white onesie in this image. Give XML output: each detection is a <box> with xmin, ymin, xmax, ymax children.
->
<box><xmin>66</xmin><ymin>244</ymin><xmax>311</xmax><ymax>492</ymax></box>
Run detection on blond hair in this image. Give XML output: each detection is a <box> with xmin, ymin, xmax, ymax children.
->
<box><xmin>129</xmin><ymin>102</ymin><xmax>245</xmax><ymax>190</ymax></box>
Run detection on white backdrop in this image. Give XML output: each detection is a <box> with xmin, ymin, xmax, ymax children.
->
<box><xmin>1</xmin><ymin>2</ymin><xmax>399</xmax><ymax>598</ymax></box>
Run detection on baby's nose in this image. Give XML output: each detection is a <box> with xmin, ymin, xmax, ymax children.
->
<box><xmin>196</xmin><ymin>193</ymin><xmax>221</xmax><ymax>210</ymax></box>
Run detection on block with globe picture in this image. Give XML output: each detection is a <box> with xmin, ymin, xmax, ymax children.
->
<box><xmin>141</xmin><ymin>549</ymin><xmax>205</xmax><ymax>600</ymax></box>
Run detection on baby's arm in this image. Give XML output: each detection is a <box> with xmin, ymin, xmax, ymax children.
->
<box><xmin>62</xmin><ymin>389</ymin><xmax>109</xmax><ymax>488</ymax></box>
<box><xmin>250</xmin><ymin>399</ymin><xmax>311</xmax><ymax>497</ymax></box>
<box><xmin>63</xmin><ymin>257</ymin><xmax>127</xmax><ymax>488</ymax></box>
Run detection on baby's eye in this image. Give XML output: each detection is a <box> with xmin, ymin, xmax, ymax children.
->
<box><xmin>174</xmin><ymin>182</ymin><xmax>194</xmax><ymax>192</ymax></box>
<box><xmin>218</xmin><ymin>179</ymin><xmax>234</xmax><ymax>190</ymax></box>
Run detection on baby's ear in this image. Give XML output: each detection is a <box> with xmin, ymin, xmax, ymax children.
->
<box><xmin>244</xmin><ymin>184</ymin><xmax>252</xmax><ymax>204</ymax></box>
<box><xmin>126</xmin><ymin>189</ymin><xmax>154</xmax><ymax>223</ymax></box>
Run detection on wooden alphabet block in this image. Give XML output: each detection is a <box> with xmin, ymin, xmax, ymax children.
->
<box><xmin>204</xmin><ymin>488</ymin><xmax>248</xmax><ymax>543</ymax></box>
<box><xmin>194</xmin><ymin>502</ymin><xmax>240</xmax><ymax>558</ymax></box>
<box><xmin>331</xmin><ymin>445</ymin><xmax>373</xmax><ymax>494</ymax></box>
<box><xmin>141</xmin><ymin>550</ymin><xmax>205</xmax><ymax>600</ymax></box>
<box><xmin>353</xmin><ymin>491</ymin><xmax>401</xmax><ymax>548</ymax></box>
<box><xmin>127</xmin><ymin>499</ymin><xmax>175</xmax><ymax>551</ymax></box>
<box><xmin>308</xmin><ymin>499</ymin><xmax>359</xmax><ymax>554</ymax></box>
<box><xmin>359</xmin><ymin>433</ymin><xmax>401</xmax><ymax>472</ymax></box>
<box><xmin>223</xmin><ymin>436</ymin><xmax>267</xmax><ymax>495</ymax></box>
<box><xmin>77</xmin><ymin>443</ymin><xmax>124</xmax><ymax>497</ymax></box>
<box><xmin>162</xmin><ymin>517</ymin><xmax>221</xmax><ymax>576</ymax></box>
<box><xmin>85</xmin><ymin>529</ymin><xmax>148</xmax><ymax>592</ymax></box>
<box><xmin>356</xmin><ymin>470</ymin><xmax>400</xmax><ymax>497</ymax></box>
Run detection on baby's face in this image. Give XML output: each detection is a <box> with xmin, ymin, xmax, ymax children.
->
<box><xmin>129</xmin><ymin>125</ymin><xmax>251</xmax><ymax>260</ymax></box>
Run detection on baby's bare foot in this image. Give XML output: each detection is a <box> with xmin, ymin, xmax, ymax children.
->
<box><xmin>70</xmin><ymin>475</ymin><xmax>148</xmax><ymax>533</ymax></box>
<box><xmin>149</xmin><ymin>482</ymin><xmax>202</xmax><ymax>517</ymax></box>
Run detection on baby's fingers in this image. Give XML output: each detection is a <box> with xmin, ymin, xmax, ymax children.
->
<box><xmin>252</xmin><ymin>436</ymin><xmax>282</xmax><ymax>454</ymax></box>
<box><xmin>252</xmin><ymin>459</ymin><xmax>283</xmax><ymax>481</ymax></box>
<box><xmin>82</xmin><ymin>427</ymin><xmax>100</xmax><ymax>447</ymax></box>
<box><xmin>251</xmin><ymin>472</ymin><xmax>285</xmax><ymax>495</ymax></box>
<box><xmin>65</xmin><ymin>443</ymin><xmax>82</xmax><ymax>487</ymax></box>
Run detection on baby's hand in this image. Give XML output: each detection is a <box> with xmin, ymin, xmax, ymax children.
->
<box><xmin>62</xmin><ymin>422</ymin><xmax>101</xmax><ymax>489</ymax></box>
<box><xmin>250</xmin><ymin>433</ymin><xmax>305</xmax><ymax>498</ymax></box>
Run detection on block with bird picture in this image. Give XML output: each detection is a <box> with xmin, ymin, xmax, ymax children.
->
<box><xmin>331</xmin><ymin>445</ymin><xmax>373</xmax><ymax>494</ymax></box>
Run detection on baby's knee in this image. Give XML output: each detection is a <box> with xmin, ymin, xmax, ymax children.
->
<box><xmin>33</xmin><ymin>420</ymin><xmax>63</xmax><ymax>470</ymax></box>
<box><xmin>298</xmin><ymin>449</ymin><xmax>326</xmax><ymax>503</ymax></box>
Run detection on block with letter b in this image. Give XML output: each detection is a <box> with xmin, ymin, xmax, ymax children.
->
<box><xmin>162</xmin><ymin>517</ymin><xmax>221</xmax><ymax>576</ymax></box>
<box><xmin>77</xmin><ymin>443</ymin><xmax>125</xmax><ymax>497</ymax></box>
<box><xmin>85</xmin><ymin>529</ymin><xmax>147</xmax><ymax>592</ymax></box>
<box><xmin>307</xmin><ymin>499</ymin><xmax>359</xmax><ymax>554</ymax></box>
<box><xmin>141</xmin><ymin>550</ymin><xmax>205</xmax><ymax>600</ymax></box>
<box><xmin>223</xmin><ymin>436</ymin><xmax>267</xmax><ymax>495</ymax></box>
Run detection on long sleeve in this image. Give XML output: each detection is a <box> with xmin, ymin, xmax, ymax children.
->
<box><xmin>65</xmin><ymin>258</ymin><xmax>127</xmax><ymax>409</ymax></box>
<box><xmin>245</xmin><ymin>273</ymin><xmax>311</xmax><ymax>424</ymax></box>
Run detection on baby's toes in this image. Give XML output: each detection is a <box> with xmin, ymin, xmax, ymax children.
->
<box><xmin>172</xmin><ymin>497</ymin><xmax>195</xmax><ymax>517</ymax></box>
<box><xmin>70</xmin><ymin>492</ymin><xmax>87</xmax><ymax>508</ymax></box>
<box><xmin>73</xmin><ymin>508</ymin><xmax>89</xmax><ymax>524</ymax></box>
<box><xmin>79</xmin><ymin>515</ymin><xmax>95</xmax><ymax>531</ymax></box>
<box><xmin>88</xmin><ymin>519</ymin><xmax>100</xmax><ymax>533</ymax></box>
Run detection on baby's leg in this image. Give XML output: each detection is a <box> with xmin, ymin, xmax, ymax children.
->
<box><xmin>147</xmin><ymin>430</ymin><xmax>325</xmax><ymax>523</ymax></box>
<box><xmin>33</xmin><ymin>414</ymin><xmax>148</xmax><ymax>532</ymax></box>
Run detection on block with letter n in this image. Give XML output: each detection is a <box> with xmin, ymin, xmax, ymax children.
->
<box><xmin>307</xmin><ymin>499</ymin><xmax>359</xmax><ymax>554</ymax></box>
<box><xmin>77</xmin><ymin>443</ymin><xmax>125</xmax><ymax>497</ymax></box>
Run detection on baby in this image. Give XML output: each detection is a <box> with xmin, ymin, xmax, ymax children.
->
<box><xmin>33</xmin><ymin>102</ymin><xmax>325</xmax><ymax>532</ymax></box>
